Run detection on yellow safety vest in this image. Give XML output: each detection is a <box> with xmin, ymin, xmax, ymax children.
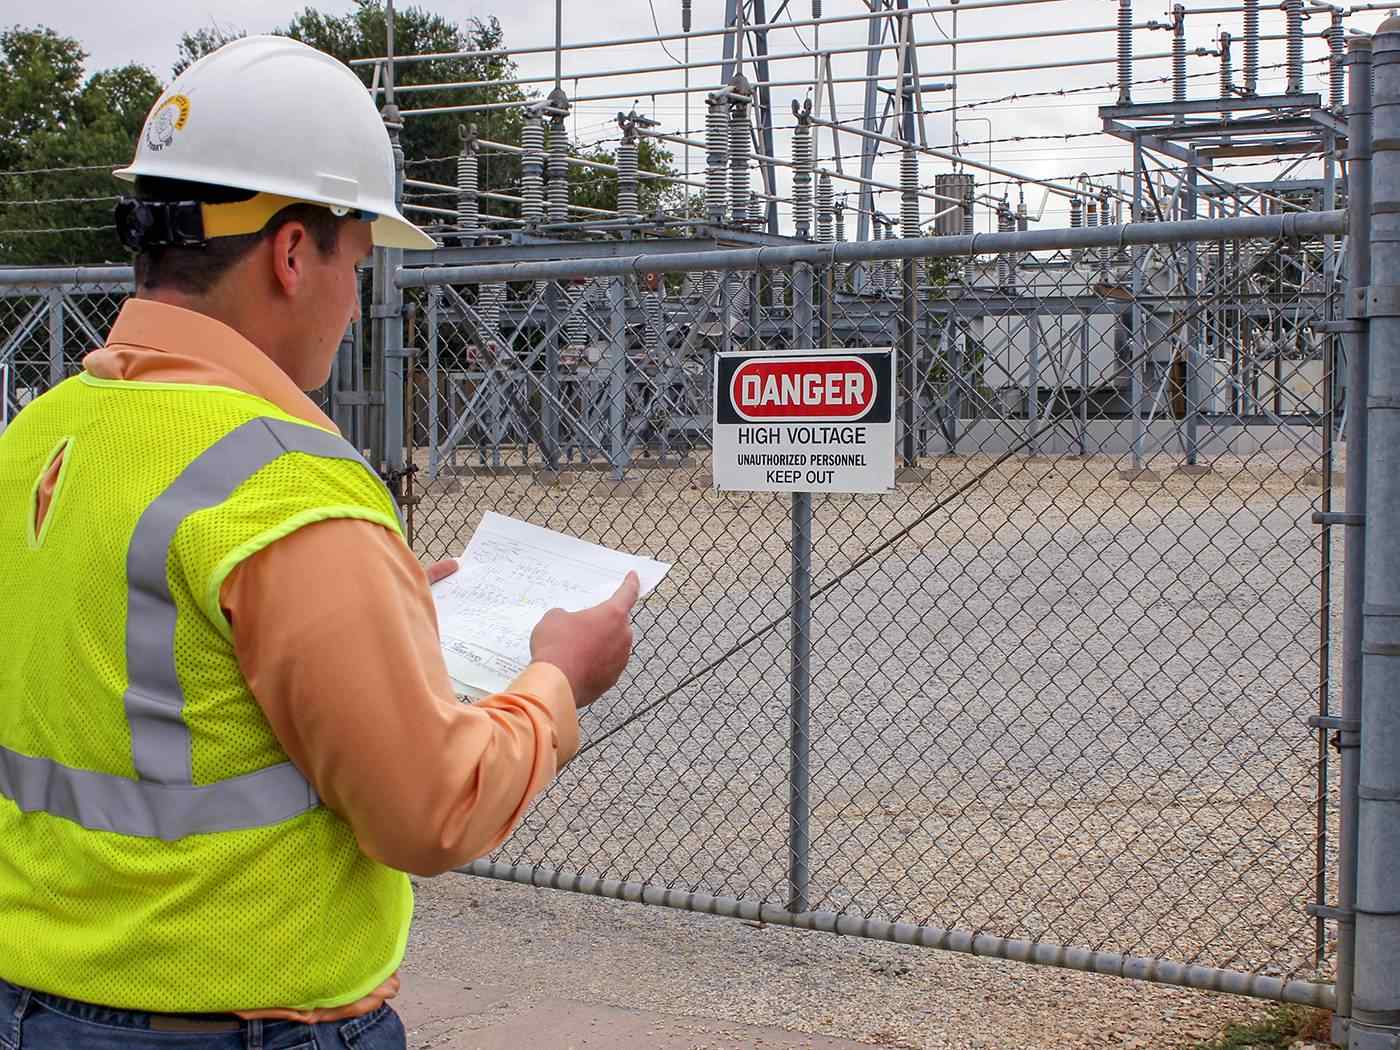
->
<box><xmin>0</xmin><ymin>373</ymin><xmax>412</xmax><ymax>1012</ymax></box>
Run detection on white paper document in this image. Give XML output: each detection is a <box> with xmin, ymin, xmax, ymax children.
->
<box><xmin>430</xmin><ymin>512</ymin><xmax>671</xmax><ymax>699</ymax></box>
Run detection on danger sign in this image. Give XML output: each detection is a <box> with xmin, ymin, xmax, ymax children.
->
<box><xmin>731</xmin><ymin>357</ymin><xmax>876</xmax><ymax>420</ymax></box>
<box><xmin>713</xmin><ymin>348</ymin><xmax>896</xmax><ymax>494</ymax></box>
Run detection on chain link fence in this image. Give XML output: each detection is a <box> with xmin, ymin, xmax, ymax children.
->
<box><xmin>398</xmin><ymin>212</ymin><xmax>1345</xmax><ymax>1006</ymax></box>
<box><xmin>0</xmin><ymin>207</ymin><xmax>1347</xmax><ymax>1009</ymax></box>
<box><xmin>0</xmin><ymin>274</ymin><xmax>130</xmax><ymax>424</ymax></box>
<box><xmin>0</xmin><ymin>268</ymin><xmax>370</xmax><ymax>442</ymax></box>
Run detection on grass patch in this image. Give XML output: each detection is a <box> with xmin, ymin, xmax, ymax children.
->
<box><xmin>1188</xmin><ymin>1004</ymin><xmax>1331</xmax><ymax>1050</ymax></box>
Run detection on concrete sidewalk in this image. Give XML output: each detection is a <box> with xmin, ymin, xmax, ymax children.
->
<box><xmin>396</xmin><ymin>974</ymin><xmax>877</xmax><ymax>1050</ymax></box>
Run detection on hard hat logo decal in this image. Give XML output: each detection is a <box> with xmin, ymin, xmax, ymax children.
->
<box><xmin>144</xmin><ymin>95</ymin><xmax>191</xmax><ymax>152</ymax></box>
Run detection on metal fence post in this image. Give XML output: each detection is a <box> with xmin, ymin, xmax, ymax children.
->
<box><xmin>543</xmin><ymin>281</ymin><xmax>562</xmax><ymax>472</ymax></box>
<box><xmin>379</xmin><ymin>32</ymin><xmax>407</xmax><ymax>476</ymax></box>
<box><xmin>900</xmin><ymin>257</ymin><xmax>917</xmax><ymax>468</ymax></box>
<box><xmin>1129</xmin><ymin>137</ymin><xmax>1148</xmax><ymax>474</ymax></box>
<box><xmin>1353</xmin><ymin>16</ymin><xmax>1400</xmax><ymax>1049</ymax></box>
<box><xmin>947</xmin><ymin>319</ymin><xmax>963</xmax><ymax>455</ymax></box>
<box><xmin>1184</xmin><ymin>163</ymin><xmax>1202</xmax><ymax>466</ymax></box>
<box><xmin>1333</xmin><ymin>35</ymin><xmax>1373</xmax><ymax>1038</ymax></box>
<box><xmin>789</xmin><ymin>261</ymin><xmax>814</xmax><ymax>914</ymax></box>
<box><xmin>377</xmin><ymin>247</ymin><xmax>406</xmax><ymax>474</ymax></box>
<box><xmin>46</xmin><ymin>289</ymin><xmax>64</xmax><ymax>390</ymax></box>
<box><xmin>426</xmin><ymin>287</ymin><xmax>441</xmax><ymax>479</ymax></box>
<box><xmin>1028</xmin><ymin>307</ymin><xmax>1041</xmax><ymax>455</ymax></box>
<box><xmin>607</xmin><ymin>276</ymin><xmax>629</xmax><ymax>481</ymax></box>
<box><xmin>1077</xmin><ymin>316</ymin><xmax>1090</xmax><ymax>456</ymax></box>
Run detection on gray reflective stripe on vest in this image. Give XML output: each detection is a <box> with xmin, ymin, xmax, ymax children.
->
<box><xmin>0</xmin><ymin>747</ymin><xmax>316</xmax><ymax>840</ymax></box>
<box><xmin>1</xmin><ymin>415</ymin><xmax>380</xmax><ymax>840</ymax></box>
<box><xmin>124</xmin><ymin>416</ymin><xmax>374</xmax><ymax>786</ymax></box>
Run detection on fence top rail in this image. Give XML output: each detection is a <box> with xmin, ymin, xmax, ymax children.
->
<box><xmin>0</xmin><ymin>210</ymin><xmax>1345</xmax><ymax>293</ymax></box>
<box><xmin>0</xmin><ymin>266</ymin><xmax>134</xmax><ymax>289</ymax></box>
<box><xmin>396</xmin><ymin>211</ymin><xmax>1347</xmax><ymax>288</ymax></box>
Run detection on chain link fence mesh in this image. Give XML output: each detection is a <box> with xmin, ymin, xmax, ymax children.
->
<box><xmin>0</xmin><ymin>282</ymin><xmax>129</xmax><ymax>421</ymax></box>
<box><xmin>0</xmin><ymin>221</ymin><xmax>1342</xmax><ymax>995</ymax></box>
<box><xmin>404</xmin><ymin>229</ymin><xmax>1339</xmax><ymax>988</ymax></box>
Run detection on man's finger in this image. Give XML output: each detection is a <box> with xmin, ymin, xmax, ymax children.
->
<box><xmin>426</xmin><ymin>558</ymin><xmax>459</xmax><ymax>585</ymax></box>
<box><xmin>609</xmin><ymin>571</ymin><xmax>641</xmax><ymax>612</ymax></box>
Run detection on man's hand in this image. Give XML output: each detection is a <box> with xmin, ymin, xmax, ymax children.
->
<box><xmin>426</xmin><ymin>558</ymin><xmax>458</xmax><ymax>585</ymax></box>
<box><xmin>530</xmin><ymin>571</ymin><xmax>640</xmax><ymax>708</ymax></box>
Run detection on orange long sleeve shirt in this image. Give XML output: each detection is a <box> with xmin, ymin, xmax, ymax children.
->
<box><xmin>32</xmin><ymin>298</ymin><xmax>579</xmax><ymax>1020</ymax></box>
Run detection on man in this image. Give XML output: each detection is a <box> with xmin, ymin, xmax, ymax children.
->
<box><xmin>0</xmin><ymin>35</ymin><xmax>637</xmax><ymax>1049</ymax></box>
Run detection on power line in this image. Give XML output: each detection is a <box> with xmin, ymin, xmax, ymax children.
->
<box><xmin>780</xmin><ymin>0</ymin><xmax>816</xmax><ymax>53</ymax></box>
<box><xmin>646</xmin><ymin>0</ymin><xmax>684</xmax><ymax>66</ymax></box>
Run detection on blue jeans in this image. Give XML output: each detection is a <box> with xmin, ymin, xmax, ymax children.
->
<box><xmin>0</xmin><ymin>979</ymin><xmax>406</xmax><ymax>1050</ymax></box>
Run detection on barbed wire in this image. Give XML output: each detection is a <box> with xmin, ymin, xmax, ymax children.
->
<box><xmin>920</xmin><ymin>55</ymin><xmax>1331</xmax><ymax>120</ymax></box>
<box><xmin>0</xmin><ymin>163</ymin><xmax>119</xmax><ymax>178</ymax></box>
<box><xmin>970</xmin><ymin>150</ymin><xmax>1325</xmax><ymax>193</ymax></box>
<box><xmin>0</xmin><ymin>195</ymin><xmax>120</xmax><ymax>207</ymax></box>
<box><xmin>0</xmin><ymin>225</ymin><xmax>117</xmax><ymax>236</ymax></box>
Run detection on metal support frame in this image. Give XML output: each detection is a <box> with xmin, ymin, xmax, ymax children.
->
<box><xmin>720</xmin><ymin>0</ymin><xmax>780</xmax><ymax>235</ymax></box>
<box><xmin>856</xmin><ymin>3</ymin><xmax>891</xmax><ymax>248</ymax></box>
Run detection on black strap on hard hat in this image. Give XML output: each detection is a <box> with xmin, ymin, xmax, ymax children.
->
<box><xmin>114</xmin><ymin>197</ymin><xmax>207</xmax><ymax>252</ymax></box>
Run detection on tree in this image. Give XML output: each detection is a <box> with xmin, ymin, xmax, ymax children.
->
<box><xmin>0</xmin><ymin>27</ymin><xmax>161</xmax><ymax>265</ymax></box>
<box><xmin>172</xmin><ymin>23</ymin><xmax>245</xmax><ymax>77</ymax></box>
<box><xmin>0</xmin><ymin>3</ymin><xmax>577</xmax><ymax>265</ymax></box>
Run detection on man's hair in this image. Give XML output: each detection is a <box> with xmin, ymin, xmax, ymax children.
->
<box><xmin>132</xmin><ymin>177</ymin><xmax>348</xmax><ymax>295</ymax></box>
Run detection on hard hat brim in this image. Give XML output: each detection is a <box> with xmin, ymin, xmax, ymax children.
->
<box><xmin>372</xmin><ymin>212</ymin><xmax>438</xmax><ymax>251</ymax></box>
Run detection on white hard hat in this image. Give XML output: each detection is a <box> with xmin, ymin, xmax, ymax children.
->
<box><xmin>116</xmin><ymin>35</ymin><xmax>435</xmax><ymax>251</ymax></box>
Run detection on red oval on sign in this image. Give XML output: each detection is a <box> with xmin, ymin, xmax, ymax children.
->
<box><xmin>730</xmin><ymin>357</ymin><xmax>877</xmax><ymax>422</ymax></box>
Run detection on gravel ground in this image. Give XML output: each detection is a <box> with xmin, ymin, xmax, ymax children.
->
<box><xmin>405</xmin><ymin>439</ymin><xmax>1341</xmax><ymax>1041</ymax></box>
<box><xmin>403</xmin><ymin>872</ymin><xmax>1277</xmax><ymax>1049</ymax></box>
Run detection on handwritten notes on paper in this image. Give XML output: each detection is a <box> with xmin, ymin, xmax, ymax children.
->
<box><xmin>430</xmin><ymin>513</ymin><xmax>671</xmax><ymax>699</ymax></box>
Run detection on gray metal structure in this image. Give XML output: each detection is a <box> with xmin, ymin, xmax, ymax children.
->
<box><xmin>360</xmin><ymin>0</ymin><xmax>1361</xmax><ymax>487</ymax></box>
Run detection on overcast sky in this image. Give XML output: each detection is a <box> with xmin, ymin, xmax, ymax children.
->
<box><xmin>16</xmin><ymin>0</ymin><xmax>1387</xmax><ymax>232</ymax></box>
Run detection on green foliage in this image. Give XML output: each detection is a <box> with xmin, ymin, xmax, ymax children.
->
<box><xmin>0</xmin><ymin>1</ymin><xmax>537</xmax><ymax>262</ymax></box>
<box><xmin>1187</xmin><ymin>1004</ymin><xmax>1330</xmax><ymax>1050</ymax></box>
<box><xmin>172</xmin><ymin>23</ymin><xmax>245</xmax><ymax>77</ymax></box>
<box><xmin>0</xmin><ymin>26</ymin><xmax>162</xmax><ymax>265</ymax></box>
<box><xmin>0</xmin><ymin>25</ymin><xmax>85</xmax><ymax>156</ymax></box>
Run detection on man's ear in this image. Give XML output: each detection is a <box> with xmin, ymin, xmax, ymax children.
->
<box><xmin>268</xmin><ymin>222</ymin><xmax>311</xmax><ymax>297</ymax></box>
